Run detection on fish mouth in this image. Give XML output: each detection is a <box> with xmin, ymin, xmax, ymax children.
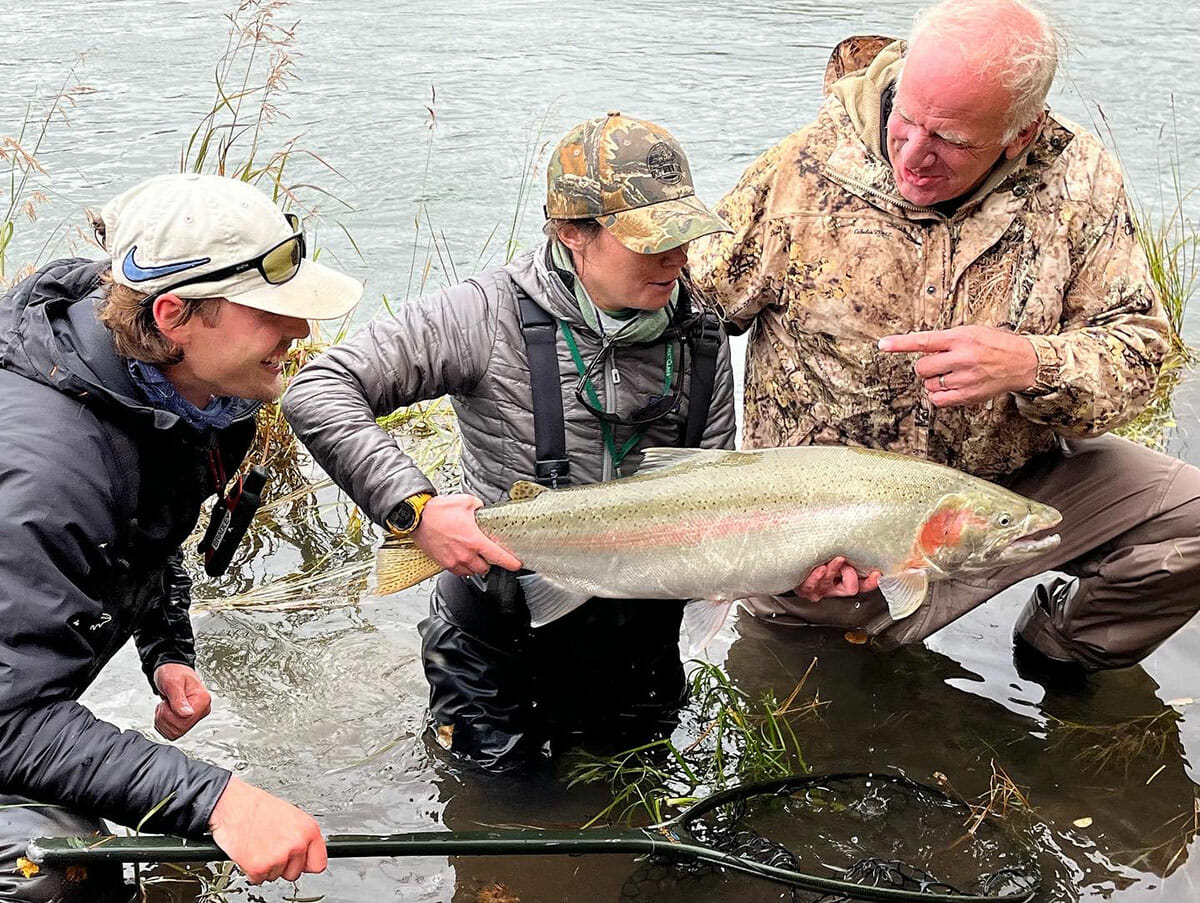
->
<box><xmin>995</xmin><ymin>532</ymin><xmax>1061</xmax><ymax>562</ymax></box>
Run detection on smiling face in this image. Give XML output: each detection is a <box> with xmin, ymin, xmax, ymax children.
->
<box><xmin>559</xmin><ymin>223</ymin><xmax>688</xmax><ymax>313</ymax></box>
<box><xmin>887</xmin><ymin>43</ymin><xmax>1040</xmax><ymax>207</ymax></box>
<box><xmin>156</xmin><ymin>296</ymin><xmax>310</xmax><ymax>406</ymax></box>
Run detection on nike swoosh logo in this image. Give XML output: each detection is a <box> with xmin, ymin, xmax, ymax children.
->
<box><xmin>121</xmin><ymin>246</ymin><xmax>211</xmax><ymax>283</ymax></box>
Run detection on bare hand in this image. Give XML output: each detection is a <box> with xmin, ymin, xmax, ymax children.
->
<box><xmin>878</xmin><ymin>325</ymin><xmax>1038</xmax><ymax>407</ymax></box>
<box><xmin>794</xmin><ymin>557</ymin><xmax>881</xmax><ymax>602</ymax></box>
<box><xmin>152</xmin><ymin>663</ymin><xmax>212</xmax><ymax>740</ymax></box>
<box><xmin>209</xmin><ymin>777</ymin><xmax>326</xmax><ymax>885</ymax></box>
<box><xmin>413</xmin><ymin>494</ymin><xmax>522</xmax><ymax>577</ymax></box>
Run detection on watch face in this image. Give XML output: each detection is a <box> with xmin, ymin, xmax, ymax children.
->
<box><xmin>388</xmin><ymin>502</ymin><xmax>417</xmax><ymax>532</ymax></box>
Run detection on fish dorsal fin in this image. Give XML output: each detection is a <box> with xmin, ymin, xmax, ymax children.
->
<box><xmin>878</xmin><ymin>570</ymin><xmax>929</xmax><ymax>621</ymax></box>
<box><xmin>636</xmin><ymin>447</ymin><xmax>725</xmax><ymax>475</ymax></box>
<box><xmin>509</xmin><ymin>480</ymin><xmax>550</xmax><ymax>501</ymax></box>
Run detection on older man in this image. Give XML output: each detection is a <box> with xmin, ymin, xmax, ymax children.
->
<box><xmin>0</xmin><ymin>173</ymin><xmax>361</xmax><ymax>900</ymax></box>
<box><xmin>691</xmin><ymin>0</ymin><xmax>1200</xmax><ymax>672</ymax></box>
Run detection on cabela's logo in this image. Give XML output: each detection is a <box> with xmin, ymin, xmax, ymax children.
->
<box><xmin>646</xmin><ymin>142</ymin><xmax>683</xmax><ymax>185</ymax></box>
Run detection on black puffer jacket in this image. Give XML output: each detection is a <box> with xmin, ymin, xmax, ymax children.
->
<box><xmin>0</xmin><ymin>258</ymin><xmax>256</xmax><ymax>836</ymax></box>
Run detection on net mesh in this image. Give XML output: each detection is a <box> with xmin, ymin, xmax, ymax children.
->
<box><xmin>620</xmin><ymin>774</ymin><xmax>1038</xmax><ymax>902</ymax></box>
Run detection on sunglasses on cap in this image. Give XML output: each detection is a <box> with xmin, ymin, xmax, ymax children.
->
<box><xmin>139</xmin><ymin>213</ymin><xmax>307</xmax><ymax>307</ymax></box>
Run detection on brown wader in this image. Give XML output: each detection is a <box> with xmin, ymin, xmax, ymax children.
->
<box><xmin>742</xmin><ymin>435</ymin><xmax>1200</xmax><ymax>671</ymax></box>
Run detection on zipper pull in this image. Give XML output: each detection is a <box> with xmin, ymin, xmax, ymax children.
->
<box><xmin>612</xmin><ymin>367</ymin><xmax>621</xmax><ymax>384</ymax></box>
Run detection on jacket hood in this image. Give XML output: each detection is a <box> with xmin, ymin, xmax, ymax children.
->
<box><xmin>827</xmin><ymin>37</ymin><xmax>905</xmax><ymax>159</ymax></box>
<box><xmin>824</xmin><ymin>36</ymin><xmax>1058</xmax><ymax>217</ymax></box>
<box><xmin>0</xmin><ymin>257</ymin><xmax>254</xmax><ymax>431</ymax></box>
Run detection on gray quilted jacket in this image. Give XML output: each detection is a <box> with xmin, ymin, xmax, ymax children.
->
<box><xmin>282</xmin><ymin>241</ymin><xmax>736</xmax><ymax>523</ymax></box>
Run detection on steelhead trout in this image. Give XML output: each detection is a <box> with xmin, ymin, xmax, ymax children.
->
<box><xmin>377</xmin><ymin>447</ymin><xmax>1061</xmax><ymax>647</ymax></box>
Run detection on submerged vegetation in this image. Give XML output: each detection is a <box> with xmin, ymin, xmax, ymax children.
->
<box><xmin>566</xmin><ymin>659</ymin><xmax>819</xmax><ymax>826</ymax></box>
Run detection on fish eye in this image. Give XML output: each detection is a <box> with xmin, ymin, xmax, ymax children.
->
<box><xmin>997</xmin><ymin>514</ymin><xmax>1012</xmax><ymax>527</ymax></box>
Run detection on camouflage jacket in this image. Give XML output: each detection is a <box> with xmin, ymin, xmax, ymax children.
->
<box><xmin>690</xmin><ymin>37</ymin><xmax>1169</xmax><ymax>479</ymax></box>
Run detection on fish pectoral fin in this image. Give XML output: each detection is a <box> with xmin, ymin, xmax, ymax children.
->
<box><xmin>878</xmin><ymin>570</ymin><xmax>929</xmax><ymax>621</ymax></box>
<box><xmin>682</xmin><ymin>599</ymin><xmax>734</xmax><ymax>654</ymax></box>
<box><xmin>636</xmin><ymin>447</ymin><xmax>725</xmax><ymax>475</ymax></box>
<box><xmin>509</xmin><ymin>480</ymin><xmax>549</xmax><ymax>501</ymax></box>
<box><xmin>518</xmin><ymin>574</ymin><xmax>592</xmax><ymax>627</ymax></box>
<box><xmin>375</xmin><ymin>538</ymin><xmax>446</xmax><ymax>596</ymax></box>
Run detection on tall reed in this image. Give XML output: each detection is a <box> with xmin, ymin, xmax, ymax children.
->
<box><xmin>1</xmin><ymin>61</ymin><xmax>92</xmax><ymax>284</ymax></box>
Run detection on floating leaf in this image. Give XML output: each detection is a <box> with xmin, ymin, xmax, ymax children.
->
<box><xmin>1073</xmin><ymin>816</ymin><xmax>1093</xmax><ymax>828</ymax></box>
<box><xmin>15</xmin><ymin>857</ymin><xmax>39</xmax><ymax>878</ymax></box>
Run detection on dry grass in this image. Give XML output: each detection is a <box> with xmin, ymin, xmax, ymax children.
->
<box><xmin>1</xmin><ymin>58</ymin><xmax>94</xmax><ymax>284</ymax></box>
<box><xmin>963</xmin><ymin>761</ymin><xmax>1033</xmax><ymax>835</ymax></box>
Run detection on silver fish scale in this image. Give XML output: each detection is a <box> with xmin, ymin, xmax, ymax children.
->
<box><xmin>475</xmin><ymin>447</ymin><xmax>1052</xmax><ymax>601</ymax></box>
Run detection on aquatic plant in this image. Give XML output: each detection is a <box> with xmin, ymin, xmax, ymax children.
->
<box><xmin>1048</xmin><ymin>708</ymin><xmax>1183</xmax><ymax>778</ymax></box>
<box><xmin>1106</xmin><ymin>107</ymin><xmax>1198</xmax><ymax>450</ymax></box>
<box><xmin>565</xmin><ymin>658</ymin><xmax>819</xmax><ymax>826</ymax></box>
<box><xmin>1117</xmin><ymin>190</ymin><xmax>1198</xmax><ymax>450</ymax></box>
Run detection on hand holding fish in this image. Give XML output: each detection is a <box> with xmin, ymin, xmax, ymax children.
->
<box><xmin>795</xmin><ymin>556</ymin><xmax>882</xmax><ymax>602</ymax></box>
<box><xmin>879</xmin><ymin>325</ymin><xmax>1039</xmax><ymax>408</ymax></box>
<box><xmin>152</xmin><ymin>663</ymin><xmax>212</xmax><ymax>740</ymax></box>
<box><xmin>413</xmin><ymin>493</ymin><xmax>523</xmax><ymax>577</ymax></box>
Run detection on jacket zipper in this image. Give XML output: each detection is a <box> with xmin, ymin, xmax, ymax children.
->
<box><xmin>602</xmin><ymin>350</ymin><xmax>617</xmax><ymax>482</ymax></box>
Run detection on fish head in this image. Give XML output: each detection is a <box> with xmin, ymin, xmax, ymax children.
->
<box><xmin>914</xmin><ymin>489</ymin><xmax>1062</xmax><ymax>576</ymax></box>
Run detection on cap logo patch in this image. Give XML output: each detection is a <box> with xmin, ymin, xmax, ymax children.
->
<box><xmin>646</xmin><ymin>142</ymin><xmax>683</xmax><ymax>185</ymax></box>
<box><xmin>121</xmin><ymin>246</ymin><xmax>212</xmax><ymax>283</ymax></box>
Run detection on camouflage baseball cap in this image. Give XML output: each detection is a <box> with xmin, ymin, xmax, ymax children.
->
<box><xmin>545</xmin><ymin>112</ymin><xmax>731</xmax><ymax>254</ymax></box>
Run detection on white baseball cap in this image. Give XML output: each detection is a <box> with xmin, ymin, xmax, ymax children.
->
<box><xmin>99</xmin><ymin>173</ymin><xmax>362</xmax><ymax>320</ymax></box>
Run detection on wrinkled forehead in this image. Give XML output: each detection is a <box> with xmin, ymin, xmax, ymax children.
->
<box><xmin>895</xmin><ymin>42</ymin><xmax>1015</xmax><ymax>125</ymax></box>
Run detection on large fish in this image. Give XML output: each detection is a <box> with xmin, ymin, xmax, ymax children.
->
<box><xmin>377</xmin><ymin>446</ymin><xmax>1062</xmax><ymax>647</ymax></box>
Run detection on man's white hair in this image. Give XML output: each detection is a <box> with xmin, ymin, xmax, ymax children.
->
<box><xmin>909</xmin><ymin>0</ymin><xmax>1060</xmax><ymax>143</ymax></box>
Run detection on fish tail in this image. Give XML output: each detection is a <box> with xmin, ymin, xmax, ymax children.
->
<box><xmin>375</xmin><ymin>538</ymin><xmax>445</xmax><ymax>595</ymax></box>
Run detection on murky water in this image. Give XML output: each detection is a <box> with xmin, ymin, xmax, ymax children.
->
<box><xmin>5</xmin><ymin>1</ymin><xmax>1200</xmax><ymax>900</ymax></box>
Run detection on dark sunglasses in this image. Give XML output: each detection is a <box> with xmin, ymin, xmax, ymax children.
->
<box><xmin>574</xmin><ymin>333</ymin><xmax>689</xmax><ymax>427</ymax></box>
<box><xmin>140</xmin><ymin>213</ymin><xmax>306</xmax><ymax>307</ymax></box>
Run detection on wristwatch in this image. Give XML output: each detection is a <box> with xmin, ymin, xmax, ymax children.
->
<box><xmin>386</xmin><ymin>492</ymin><xmax>435</xmax><ymax>536</ymax></box>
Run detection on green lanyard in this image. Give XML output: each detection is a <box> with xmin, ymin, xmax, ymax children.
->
<box><xmin>559</xmin><ymin>321</ymin><xmax>675</xmax><ymax>472</ymax></box>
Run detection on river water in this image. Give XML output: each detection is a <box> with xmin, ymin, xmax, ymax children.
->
<box><xmin>4</xmin><ymin>1</ymin><xmax>1200</xmax><ymax>901</ymax></box>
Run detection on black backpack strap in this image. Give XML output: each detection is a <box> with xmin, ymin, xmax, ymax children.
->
<box><xmin>517</xmin><ymin>294</ymin><xmax>571</xmax><ymax>487</ymax></box>
<box><xmin>682</xmin><ymin>313</ymin><xmax>722</xmax><ymax>448</ymax></box>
